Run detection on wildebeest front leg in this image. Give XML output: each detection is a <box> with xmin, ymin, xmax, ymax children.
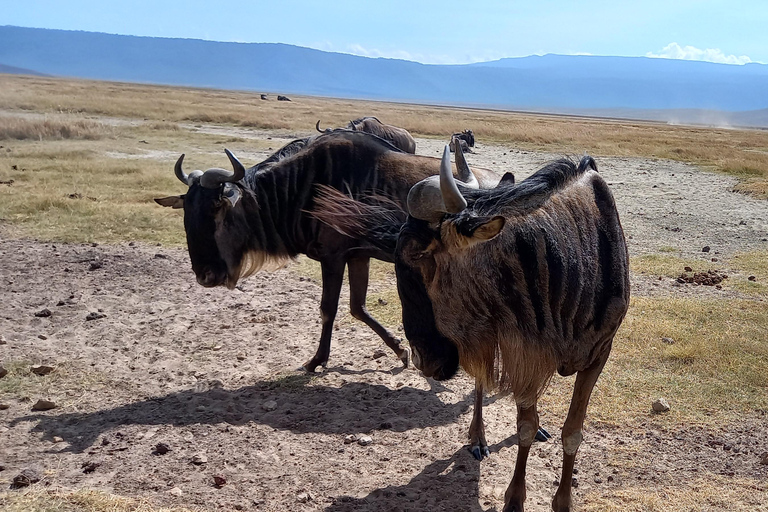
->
<box><xmin>302</xmin><ymin>259</ymin><xmax>346</xmax><ymax>373</ymax></box>
<box><xmin>552</xmin><ymin>346</ymin><xmax>611</xmax><ymax>512</ymax></box>
<box><xmin>347</xmin><ymin>257</ymin><xmax>410</xmax><ymax>367</ymax></box>
<box><xmin>468</xmin><ymin>381</ymin><xmax>490</xmax><ymax>460</ymax></box>
<box><xmin>503</xmin><ymin>402</ymin><xmax>539</xmax><ymax>512</ymax></box>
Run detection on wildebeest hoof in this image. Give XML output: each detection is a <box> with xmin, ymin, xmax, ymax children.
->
<box><xmin>399</xmin><ymin>347</ymin><xmax>411</xmax><ymax>368</ymax></box>
<box><xmin>535</xmin><ymin>427</ymin><xmax>552</xmax><ymax>442</ymax></box>
<box><xmin>470</xmin><ymin>444</ymin><xmax>491</xmax><ymax>461</ymax></box>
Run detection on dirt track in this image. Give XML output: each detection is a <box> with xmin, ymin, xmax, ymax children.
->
<box><xmin>1</xmin><ymin>134</ymin><xmax>768</xmax><ymax>511</ymax></box>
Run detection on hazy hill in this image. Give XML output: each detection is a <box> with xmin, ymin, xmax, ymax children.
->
<box><xmin>2</xmin><ymin>25</ymin><xmax>767</xmax><ymax>126</ymax></box>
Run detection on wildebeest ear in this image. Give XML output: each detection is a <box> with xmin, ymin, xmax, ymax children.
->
<box><xmin>222</xmin><ymin>183</ymin><xmax>242</xmax><ymax>208</ymax></box>
<box><xmin>154</xmin><ymin>195</ymin><xmax>185</xmax><ymax>209</ymax></box>
<box><xmin>500</xmin><ymin>172</ymin><xmax>515</xmax><ymax>185</ymax></box>
<box><xmin>454</xmin><ymin>215</ymin><xmax>505</xmax><ymax>244</ymax></box>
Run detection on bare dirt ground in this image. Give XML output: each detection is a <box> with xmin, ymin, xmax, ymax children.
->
<box><xmin>2</xmin><ymin>133</ymin><xmax>768</xmax><ymax>511</ymax></box>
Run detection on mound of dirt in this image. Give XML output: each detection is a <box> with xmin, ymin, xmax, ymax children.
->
<box><xmin>676</xmin><ymin>269</ymin><xmax>729</xmax><ymax>286</ymax></box>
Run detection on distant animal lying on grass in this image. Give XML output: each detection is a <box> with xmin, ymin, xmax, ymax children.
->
<box><xmin>277</xmin><ymin>95</ymin><xmax>291</xmax><ymax>101</ymax></box>
<box><xmin>312</xmin><ymin>146</ymin><xmax>630</xmax><ymax>512</ymax></box>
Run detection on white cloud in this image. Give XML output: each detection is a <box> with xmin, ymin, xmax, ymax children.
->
<box><xmin>646</xmin><ymin>42</ymin><xmax>754</xmax><ymax>65</ymax></box>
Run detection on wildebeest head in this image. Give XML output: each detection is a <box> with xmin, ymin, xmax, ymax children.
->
<box><xmin>394</xmin><ymin>146</ymin><xmax>504</xmax><ymax>379</ymax></box>
<box><xmin>155</xmin><ymin>150</ymin><xmax>259</xmax><ymax>290</ymax></box>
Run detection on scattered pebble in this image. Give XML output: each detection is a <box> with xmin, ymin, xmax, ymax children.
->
<box><xmin>571</xmin><ymin>477</ymin><xmax>579</xmax><ymax>488</ymax></box>
<box><xmin>0</xmin><ymin>403</ymin><xmax>9</xmax><ymax>410</ymax></box>
<box><xmin>191</xmin><ymin>454</ymin><xmax>208</xmax><ymax>465</ymax></box>
<box><xmin>760</xmin><ymin>452</ymin><xmax>768</xmax><ymax>465</ymax></box>
<box><xmin>88</xmin><ymin>261</ymin><xmax>102</xmax><ymax>271</ymax></box>
<box><xmin>262</xmin><ymin>400</ymin><xmax>278</xmax><ymax>412</ymax></box>
<box><xmin>661</xmin><ymin>337</ymin><xmax>676</xmax><ymax>345</ymax></box>
<box><xmin>652</xmin><ymin>398</ymin><xmax>671</xmax><ymax>413</ymax></box>
<box><xmin>684</xmin><ymin>266</ymin><xmax>693</xmax><ymax>272</ymax></box>
<box><xmin>357</xmin><ymin>435</ymin><xmax>373</xmax><ymax>446</ymax></box>
<box><xmin>85</xmin><ymin>312</ymin><xmax>107</xmax><ymax>321</ymax></box>
<box><xmin>212</xmin><ymin>345</ymin><xmax>223</xmax><ymax>351</ymax></box>
<box><xmin>169</xmin><ymin>486</ymin><xmax>183</xmax><ymax>496</ymax></box>
<box><xmin>0</xmin><ymin>366</ymin><xmax>7</xmax><ymax>379</ymax></box>
<box><xmin>371</xmin><ymin>349</ymin><xmax>387</xmax><ymax>360</ymax></box>
<box><xmin>296</xmin><ymin>491</ymin><xmax>313</xmax><ymax>503</ymax></box>
<box><xmin>81</xmin><ymin>461</ymin><xmax>100</xmax><ymax>474</ymax></box>
<box><xmin>53</xmin><ymin>436</ymin><xmax>64</xmax><ymax>443</ymax></box>
<box><xmin>11</xmin><ymin>468</ymin><xmax>41</xmax><ymax>488</ymax></box>
<box><xmin>34</xmin><ymin>308</ymin><xmax>52</xmax><ymax>318</ymax></box>
<box><xmin>154</xmin><ymin>253</ymin><xmax>168</xmax><ymax>259</ymax></box>
<box><xmin>702</xmin><ymin>246</ymin><xmax>711</xmax><ymax>253</ymax></box>
<box><xmin>377</xmin><ymin>298</ymin><xmax>388</xmax><ymax>306</ymax></box>
<box><xmin>38</xmin><ymin>334</ymin><xmax>48</xmax><ymax>340</ymax></box>
<box><xmin>213</xmin><ymin>475</ymin><xmax>227</xmax><ymax>487</ymax></box>
<box><xmin>153</xmin><ymin>443</ymin><xmax>171</xmax><ymax>455</ymax></box>
<box><xmin>594</xmin><ymin>476</ymin><xmax>603</xmax><ymax>484</ymax></box>
<box><xmin>748</xmin><ymin>275</ymin><xmax>757</xmax><ymax>282</ymax></box>
<box><xmin>31</xmin><ymin>365</ymin><xmax>55</xmax><ymax>376</ymax></box>
<box><xmin>0</xmin><ymin>334</ymin><xmax>7</xmax><ymax>344</ymax></box>
<box><xmin>344</xmin><ymin>434</ymin><xmax>358</xmax><ymax>444</ymax></box>
<box><xmin>32</xmin><ymin>399</ymin><xmax>57</xmax><ymax>411</ymax></box>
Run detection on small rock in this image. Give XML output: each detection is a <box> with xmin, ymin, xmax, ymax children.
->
<box><xmin>81</xmin><ymin>461</ymin><xmax>100</xmax><ymax>473</ymax></box>
<box><xmin>571</xmin><ymin>477</ymin><xmax>579</xmax><ymax>488</ymax></box>
<box><xmin>371</xmin><ymin>349</ymin><xmax>387</xmax><ymax>360</ymax></box>
<box><xmin>572</xmin><ymin>468</ymin><xmax>579</xmax><ymax>475</ymax></box>
<box><xmin>11</xmin><ymin>468</ymin><xmax>41</xmax><ymax>488</ymax></box>
<box><xmin>0</xmin><ymin>366</ymin><xmax>7</xmax><ymax>379</ymax></box>
<box><xmin>0</xmin><ymin>334</ymin><xmax>7</xmax><ymax>344</ymax></box>
<box><xmin>32</xmin><ymin>399</ymin><xmax>57</xmax><ymax>411</ymax></box>
<box><xmin>191</xmin><ymin>454</ymin><xmax>208</xmax><ymax>465</ymax></box>
<box><xmin>85</xmin><ymin>312</ymin><xmax>106</xmax><ymax>321</ymax></box>
<box><xmin>344</xmin><ymin>434</ymin><xmax>358</xmax><ymax>444</ymax></box>
<box><xmin>38</xmin><ymin>334</ymin><xmax>48</xmax><ymax>340</ymax></box>
<box><xmin>213</xmin><ymin>474</ymin><xmax>227</xmax><ymax>487</ymax></box>
<box><xmin>53</xmin><ymin>436</ymin><xmax>64</xmax><ymax>443</ymax></box>
<box><xmin>35</xmin><ymin>308</ymin><xmax>52</xmax><ymax>318</ymax></box>
<box><xmin>739</xmin><ymin>220</ymin><xmax>747</xmax><ymax>225</ymax></box>
<box><xmin>169</xmin><ymin>486</ymin><xmax>183</xmax><ymax>497</ymax></box>
<box><xmin>31</xmin><ymin>365</ymin><xmax>55</xmax><ymax>376</ymax></box>
<box><xmin>153</xmin><ymin>443</ymin><xmax>171</xmax><ymax>455</ymax></box>
<box><xmin>357</xmin><ymin>435</ymin><xmax>373</xmax><ymax>446</ymax></box>
<box><xmin>594</xmin><ymin>476</ymin><xmax>603</xmax><ymax>484</ymax></box>
<box><xmin>684</xmin><ymin>266</ymin><xmax>693</xmax><ymax>272</ymax></box>
<box><xmin>652</xmin><ymin>398</ymin><xmax>670</xmax><ymax>413</ymax></box>
<box><xmin>661</xmin><ymin>337</ymin><xmax>675</xmax><ymax>345</ymax></box>
<box><xmin>607</xmin><ymin>475</ymin><xmax>614</xmax><ymax>482</ymax></box>
<box><xmin>702</xmin><ymin>246</ymin><xmax>711</xmax><ymax>253</ymax></box>
<box><xmin>377</xmin><ymin>298</ymin><xmax>388</xmax><ymax>306</ymax></box>
<box><xmin>262</xmin><ymin>400</ymin><xmax>278</xmax><ymax>412</ymax></box>
<box><xmin>297</xmin><ymin>491</ymin><xmax>312</xmax><ymax>503</ymax></box>
<box><xmin>760</xmin><ymin>452</ymin><xmax>768</xmax><ymax>465</ymax></box>
<box><xmin>0</xmin><ymin>403</ymin><xmax>9</xmax><ymax>410</ymax></box>
<box><xmin>212</xmin><ymin>345</ymin><xmax>223</xmax><ymax>351</ymax></box>
<box><xmin>711</xmin><ymin>258</ymin><xmax>718</xmax><ymax>262</ymax></box>
<box><xmin>88</xmin><ymin>261</ymin><xmax>102</xmax><ymax>271</ymax></box>
<box><xmin>154</xmin><ymin>253</ymin><xmax>168</xmax><ymax>259</ymax></box>
<box><xmin>748</xmin><ymin>275</ymin><xmax>757</xmax><ymax>282</ymax></box>
<box><xmin>236</xmin><ymin>355</ymin><xmax>246</xmax><ymax>361</ymax></box>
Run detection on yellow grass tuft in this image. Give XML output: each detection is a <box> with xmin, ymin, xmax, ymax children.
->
<box><xmin>0</xmin><ymin>489</ymin><xmax>198</xmax><ymax>512</ymax></box>
<box><xmin>0</xmin><ymin>115</ymin><xmax>112</xmax><ymax>141</ymax></box>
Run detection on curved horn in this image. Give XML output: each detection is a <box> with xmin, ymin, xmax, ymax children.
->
<box><xmin>174</xmin><ymin>154</ymin><xmax>203</xmax><ymax>186</ymax></box>
<box><xmin>439</xmin><ymin>145</ymin><xmax>467</xmax><ymax>213</ymax></box>
<box><xmin>452</xmin><ymin>137</ymin><xmax>478</xmax><ymax>189</ymax></box>
<box><xmin>316</xmin><ymin>120</ymin><xmax>323</xmax><ymax>133</ymax></box>
<box><xmin>199</xmin><ymin>149</ymin><xmax>246</xmax><ymax>189</ymax></box>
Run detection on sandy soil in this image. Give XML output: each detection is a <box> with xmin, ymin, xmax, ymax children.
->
<box><xmin>1</xmin><ymin>133</ymin><xmax>768</xmax><ymax>511</ymax></box>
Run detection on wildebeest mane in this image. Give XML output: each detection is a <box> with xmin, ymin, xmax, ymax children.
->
<box><xmin>350</xmin><ymin>115</ymin><xmax>382</xmax><ymax>125</ymax></box>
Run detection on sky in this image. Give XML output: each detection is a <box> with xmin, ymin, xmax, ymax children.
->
<box><xmin>3</xmin><ymin>0</ymin><xmax>767</xmax><ymax>65</ymax></box>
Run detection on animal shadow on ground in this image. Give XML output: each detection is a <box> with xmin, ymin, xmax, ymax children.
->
<box><xmin>12</xmin><ymin>377</ymin><xmax>475</xmax><ymax>453</ymax></box>
<box><xmin>325</xmin><ymin>437</ymin><xmax>519</xmax><ymax>512</ymax></box>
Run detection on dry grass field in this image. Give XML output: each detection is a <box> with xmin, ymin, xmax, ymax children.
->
<box><xmin>1</xmin><ymin>73</ymin><xmax>767</xmax><ymax>512</ymax></box>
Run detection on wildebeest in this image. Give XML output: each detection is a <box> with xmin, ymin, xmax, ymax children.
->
<box><xmin>453</xmin><ymin>129</ymin><xmax>475</xmax><ymax>147</ymax></box>
<box><xmin>313</xmin><ymin>146</ymin><xmax>630</xmax><ymax>512</ymax></box>
<box><xmin>449</xmin><ymin>135</ymin><xmax>472</xmax><ymax>154</ymax></box>
<box><xmin>155</xmin><ymin>131</ymin><xmax>498</xmax><ymax>374</ymax></box>
<box><xmin>277</xmin><ymin>95</ymin><xmax>291</xmax><ymax>101</ymax></box>
<box><xmin>316</xmin><ymin>117</ymin><xmax>417</xmax><ymax>154</ymax></box>
<box><xmin>260</xmin><ymin>94</ymin><xmax>268</xmax><ymax>100</ymax></box>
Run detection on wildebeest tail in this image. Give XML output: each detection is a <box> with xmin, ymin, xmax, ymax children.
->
<box><xmin>311</xmin><ymin>185</ymin><xmax>407</xmax><ymax>255</ymax></box>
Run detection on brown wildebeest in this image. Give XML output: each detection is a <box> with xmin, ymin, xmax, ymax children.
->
<box><xmin>155</xmin><ymin>131</ymin><xmax>498</xmax><ymax>374</ymax></box>
<box><xmin>277</xmin><ymin>95</ymin><xmax>291</xmax><ymax>101</ymax></box>
<box><xmin>316</xmin><ymin>116</ymin><xmax>417</xmax><ymax>154</ymax></box>
<box><xmin>313</xmin><ymin>146</ymin><xmax>630</xmax><ymax>512</ymax></box>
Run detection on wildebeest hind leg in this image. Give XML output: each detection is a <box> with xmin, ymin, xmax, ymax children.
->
<box><xmin>468</xmin><ymin>381</ymin><xmax>490</xmax><ymax>460</ymax></box>
<box><xmin>302</xmin><ymin>259</ymin><xmax>346</xmax><ymax>373</ymax></box>
<box><xmin>552</xmin><ymin>343</ymin><xmax>611</xmax><ymax>512</ymax></box>
<box><xmin>347</xmin><ymin>257</ymin><xmax>410</xmax><ymax>367</ymax></box>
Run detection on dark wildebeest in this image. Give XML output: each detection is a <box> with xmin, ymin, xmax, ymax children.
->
<box><xmin>277</xmin><ymin>95</ymin><xmax>291</xmax><ymax>101</ymax></box>
<box><xmin>155</xmin><ymin>131</ymin><xmax>498</xmax><ymax>374</ymax></box>
<box><xmin>260</xmin><ymin>94</ymin><xmax>268</xmax><ymax>100</ymax></box>
<box><xmin>453</xmin><ymin>129</ymin><xmax>475</xmax><ymax>147</ymax></box>
<box><xmin>316</xmin><ymin>117</ymin><xmax>417</xmax><ymax>154</ymax></box>
<box><xmin>313</xmin><ymin>146</ymin><xmax>629</xmax><ymax>512</ymax></box>
<box><xmin>449</xmin><ymin>135</ymin><xmax>472</xmax><ymax>153</ymax></box>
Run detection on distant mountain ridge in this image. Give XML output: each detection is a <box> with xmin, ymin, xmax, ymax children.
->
<box><xmin>2</xmin><ymin>25</ymin><xmax>768</xmax><ymax>127</ymax></box>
